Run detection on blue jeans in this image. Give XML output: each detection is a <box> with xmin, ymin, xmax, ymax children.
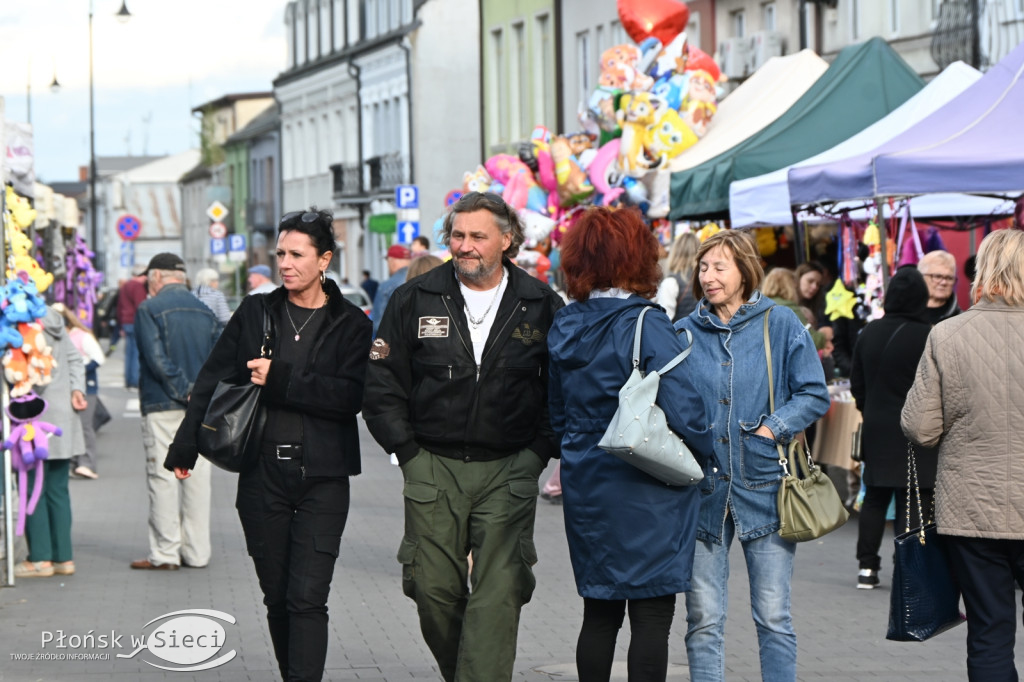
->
<box><xmin>123</xmin><ymin>324</ymin><xmax>139</xmax><ymax>388</ymax></box>
<box><xmin>685</xmin><ymin>517</ymin><xmax>797</xmax><ymax>682</ymax></box>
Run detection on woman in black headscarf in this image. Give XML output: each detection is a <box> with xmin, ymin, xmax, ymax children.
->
<box><xmin>849</xmin><ymin>267</ymin><xmax>937</xmax><ymax>590</ymax></box>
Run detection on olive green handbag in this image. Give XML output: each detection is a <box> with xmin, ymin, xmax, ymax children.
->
<box><xmin>763</xmin><ymin>308</ymin><xmax>849</xmax><ymax>542</ymax></box>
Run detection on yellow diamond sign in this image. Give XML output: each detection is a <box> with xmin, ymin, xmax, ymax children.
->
<box><xmin>206</xmin><ymin>200</ymin><xmax>229</xmax><ymax>222</ymax></box>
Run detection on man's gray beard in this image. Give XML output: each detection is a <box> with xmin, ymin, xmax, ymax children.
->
<box><xmin>453</xmin><ymin>257</ymin><xmax>499</xmax><ymax>284</ymax></box>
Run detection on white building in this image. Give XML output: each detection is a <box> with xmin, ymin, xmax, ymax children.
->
<box><xmin>278</xmin><ymin>0</ymin><xmax>479</xmax><ymax>282</ymax></box>
<box><xmin>104</xmin><ymin>149</ymin><xmax>201</xmax><ymax>283</ymax></box>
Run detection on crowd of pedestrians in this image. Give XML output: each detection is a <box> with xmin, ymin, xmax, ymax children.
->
<box><xmin>10</xmin><ymin>190</ymin><xmax>1024</xmax><ymax>682</ymax></box>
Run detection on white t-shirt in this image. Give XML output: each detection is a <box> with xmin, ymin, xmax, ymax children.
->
<box><xmin>460</xmin><ymin>267</ymin><xmax>508</xmax><ymax>366</ymax></box>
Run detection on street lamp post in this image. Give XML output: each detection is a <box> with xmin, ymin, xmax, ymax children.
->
<box><xmin>89</xmin><ymin>0</ymin><xmax>131</xmax><ymax>275</ymax></box>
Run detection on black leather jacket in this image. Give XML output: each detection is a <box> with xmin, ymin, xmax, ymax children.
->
<box><xmin>364</xmin><ymin>259</ymin><xmax>564</xmax><ymax>465</ymax></box>
<box><xmin>164</xmin><ymin>279</ymin><xmax>372</xmax><ymax>477</ymax></box>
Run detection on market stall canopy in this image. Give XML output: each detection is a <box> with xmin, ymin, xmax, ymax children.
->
<box><xmin>730</xmin><ymin>62</ymin><xmax>1010</xmax><ymax>227</ymax></box>
<box><xmin>667</xmin><ymin>50</ymin><xmax>829</xmax><ymax>173</ymax></box>
<box><xmin>873</xmin><ymin>42</ymin><xmax>1024</xmax><ymax>196</ymax></box>
<box><xmin>669</xmin><ymin>37</ymin><xmax>924</xmax><ymax>221</ymax></box>
<box><xmin>790</xmin><ymin>39</ymin><xmax>1024</xmax><ymax>202</ymax></box>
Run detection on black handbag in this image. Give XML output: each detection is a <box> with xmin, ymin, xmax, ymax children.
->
<box><xmin>196</xmin><ymin>308</ymin><xmax>273</xmax><ymax>473</ymax></box>
<box><xmin>886</xmin><ymin>443</ymin><xmax>965</xmax><ymax>641</ymax></box>
<box><xmin>92</xmin><ymin>396</ymin><xmax>112</xmax><ymax>432</ymax></box>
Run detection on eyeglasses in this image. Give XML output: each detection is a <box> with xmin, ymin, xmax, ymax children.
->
<box><xmin>280</xmin><ymin>210</ymin><xmax>321</xmax><ymax>224</ymax></box>
<box><xmin>924</xmin><ymin>273</ymin><xmax>955</xmax><ymax>284</ymax></box>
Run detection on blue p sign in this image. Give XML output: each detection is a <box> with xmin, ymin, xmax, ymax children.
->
<box><xmin>396</xmin><ymin>185</ymin><xmax>419</xmax><ymax>209</ymax></box>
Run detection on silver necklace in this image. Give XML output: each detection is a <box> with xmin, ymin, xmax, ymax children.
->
<box><xmin>460</xmin><ymin>268</ymin><xmax>504</xmax><ymax>342</ymax></box>
<box><xmin>285</xmin><ymin>295</ymin><xmax>327</xmax><ymax>341</ymax></box>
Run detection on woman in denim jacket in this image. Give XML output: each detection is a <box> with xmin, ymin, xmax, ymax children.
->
<box><xmin>676</xmin><ymin>231</ymin><xmax>829</xmax><ymax>682</ymax></box>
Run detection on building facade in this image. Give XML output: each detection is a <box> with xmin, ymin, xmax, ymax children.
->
<box><xmin>481</xmin><ymin>0</ymin><xmax>559</xmax><ymax>157</ymax></box>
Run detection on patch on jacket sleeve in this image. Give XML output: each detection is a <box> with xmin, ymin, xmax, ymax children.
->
<box><xmin>512</xmin><ymin>322</ymin><xmax>545</xmax><ymax>346</ymax></box>
<box><xmin>418</xmin><ymin>316</ymin><xmax>449</xmax><ymax>338</ymax></box>
<box><xmin>369</xmin><ymin>338</ymin><xmax>390</xmax><ymax>360</ymax></box>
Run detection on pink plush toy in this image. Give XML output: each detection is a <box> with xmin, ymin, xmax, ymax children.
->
<box><xmin>4</xmin><ymin>392</ymin><xmax>61</xmax><ymax>535</ymax></box>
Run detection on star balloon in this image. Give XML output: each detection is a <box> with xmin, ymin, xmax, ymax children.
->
<box><xmin>824</xmin><ymin>278</ymin><xmax>857</xmax><ymax>321</ymax></box>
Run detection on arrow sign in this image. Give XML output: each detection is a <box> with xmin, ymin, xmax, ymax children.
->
<box><xmin>398</xmin><ymin>221</ymin><xmax>420</xmax><ymax>243</ymax></box>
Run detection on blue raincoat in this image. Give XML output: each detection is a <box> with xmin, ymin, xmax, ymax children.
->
<box><xmin>548</xmin><ymin>295</ymin><xmax>713</xmax><ymax>599</ymax></box>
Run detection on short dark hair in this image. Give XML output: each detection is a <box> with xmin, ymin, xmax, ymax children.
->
<box><xmin>412</xmin><ymin>236</ymin><xmax>430</xmax><ymax>249</ymax></box>
<box><xmin>561</xmin><ymin>207</ymin><xmax>660</xmax><ymax>301</ymax></box>
<box><xmin>441</xmin><ymin>192</ymin><xmax>524</xmax><ymax>259</ymax></box>
<box><xmin>279</xmin><ymin>207</ymin><xmax>335</xmax><ymax>256</ymax></box>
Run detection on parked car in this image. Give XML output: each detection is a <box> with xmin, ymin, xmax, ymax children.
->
<box><xmin>339</xmin><ymin>285</ymin><xmax>373</xmax><ymax>317</ymax></box>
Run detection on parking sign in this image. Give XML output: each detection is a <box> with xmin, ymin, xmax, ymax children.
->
<box><xmin>396</xmin><ymin>185</ymin><xmax>419</xmax><ymax>209</ymax></box>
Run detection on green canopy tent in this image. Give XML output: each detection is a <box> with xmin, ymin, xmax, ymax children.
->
<box><xmin>669</xmin><ymin>37</ymin><xmax>925</xmax><ymax>221</ymax></box>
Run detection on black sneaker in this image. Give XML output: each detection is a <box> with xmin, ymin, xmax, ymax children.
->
<box><xmin>857</xmin><ymin>568</ymin><xmax>879</xmax><ymax>589</ymax></box>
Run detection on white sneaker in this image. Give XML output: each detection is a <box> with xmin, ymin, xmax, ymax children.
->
<box><xmin>857</xmin><ymin>568</ymin><xmax>879</xmax><ymax>589</ymax></box>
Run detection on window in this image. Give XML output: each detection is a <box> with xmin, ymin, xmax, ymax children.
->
<box><xmin>511</xmin><ymin>22</ymin><xmax>527</xmax><ymax>141</ymax></box>
<box><xmin>535</xmin><ymin>13</ymin><xmax>553</xmax><ymax>128</ymax></box>
<box><xmin>888</xmin><ymin>0</ymin><xmax>900</xmax><ymax>34</ymax></box>
<box><xmin>595</xmin><ymin>25</ymin><xmax>606</xmax><ymax>59</ymax></box>
<box><xmin>285</xmin><ymin>4</ymin><xmax>295</xmax><ymax>68</ymax></box>
<box><xmin>308</xmin><ymin>2</ymin><xmax>318</xmax><ymax>58</ymax></box>
<box><xmin>333</xmin><ymin>0</ymin><xmax>344</xmax><ymax>49</ymax></box>
<box><xmin>296</xmin><ymin>11</ymin><xmax>306</xmax><ymax>63</ymax></box>
<box><xmin>762</xmin><ymin>2</ymin><xmax>776</xmax><ymax>32</ymax></box>
<box><xmin>610</xmin><ymin>19</ymin><xmax>628</xmax><ymax>45</ymax></box>
<box><xmin>378</xmin><ymin>0</ymin><xmax>389</xmax><ymax>34</ymax></box>
<box><xmin>320</xmin><ymin>0</ymin><xmax>330</xmax><ymax>54</ymax></box>
<box><xmin>687</xmin><ymin>12</ymin><xmax>701</xmax><ymax>50</ymax></box>
<box><xmin>295</xmin><ymin>122</ymin><xmax>304</xmax><ymax>178</ymax></box>
<box><xmin>310</xmin><ymin>116</ymin><xmax>319</xmax><ymax>175</ymax></box>
<box><xmin>849</xmin><ymin>0</ymin><xmax>861</xmax><ymax>40</ymax></box>
<box><xmin>490</xmin><ymin>28</ymin><xmax>506</xmax><ymax>145</ymax></box>
<box><xmin>577</xmin><ymin>30</ymin><xmax>591</xmax><ymax>107</ymax></box>
<box><xmin>732</xmin><ymin>10</ymin><xmax>746</xmax><ymax>38</ymax></box>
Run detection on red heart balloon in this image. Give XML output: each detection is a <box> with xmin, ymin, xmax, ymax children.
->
<box><xmin>617</xmin><ymin>0</ymin><xmax>690</xmax><ymax>46</ymax></box>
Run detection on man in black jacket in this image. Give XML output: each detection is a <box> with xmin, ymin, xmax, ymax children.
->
<box><xmin>364</xmin><ymin>192</ymin><xmax>563</xmax><ymax>682</ymax></box>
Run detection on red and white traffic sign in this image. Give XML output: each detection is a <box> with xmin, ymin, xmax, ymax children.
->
<box><xmin>209</xmin><ymin>222</ymin><xmax>227</xmax><ymax>239</ymax></box>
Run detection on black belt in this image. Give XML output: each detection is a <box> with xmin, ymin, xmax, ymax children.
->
<box><xmin>261</xmin><ymin>444</ymin><xmax>303</xmax><ymax>460</ymax></box>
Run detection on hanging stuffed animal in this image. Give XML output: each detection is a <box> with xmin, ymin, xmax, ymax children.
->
<box><xmin>4</xmin><ymin>392</ymin><xmax>61</xmax><ymax>535</ymax></box>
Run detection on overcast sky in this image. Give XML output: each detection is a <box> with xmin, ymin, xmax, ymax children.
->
<box><xmin>0</xmin><ymin>0</ymin><xmax>287</xmax><ymax>182</ymax></box>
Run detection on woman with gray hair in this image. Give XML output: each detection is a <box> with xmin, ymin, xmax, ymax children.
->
<box><xmin>917</xmin><ymin>250</ymin><xmax>961</xmax><ymax>325</ymax></box>
<box><xmin>192</xmin><ymin>267</ymin><xmax>231</xmax><ymax>327</ymax></box>
<box><xmin>902</xmin><ymin>228</ymin><xmax>1024</xmax><ymax>681</ymax></box>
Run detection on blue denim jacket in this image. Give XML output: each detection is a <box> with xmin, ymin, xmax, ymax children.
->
<box><xmin>676</xmin><ymin>291</ymin><xmax>830</xmax><ymax>543</ymax></box>
<box><xmin>135</xmin><ymin>283</ymin><xmax>221</xmax><ymax>415</ymax></box>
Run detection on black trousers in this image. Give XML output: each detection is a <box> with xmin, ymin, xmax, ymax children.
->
<box><xmin>945</xmin><ymin>535</ymin><xmax>1024</xmax><ymax>682</ymax></box>
<box><xmin>856</xmin><ymin>485</ymin><xmax>934</xmax><ymax>571</ymax></box>
<box><xmin>236</xmin><ymin>453</ymin><xmax>350</xmax><ymax>682</ymax></box>
<box><xmin>576</xmin><ymin>595</ymin><xmax>676</xmax><ymax>682</ymax></box>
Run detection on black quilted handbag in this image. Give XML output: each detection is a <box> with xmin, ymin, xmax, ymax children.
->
<box><xmin>886</xmin><ymin>443</ymin><xmax>965</xmax><ymax>641</ymax></box>
<box><xmin>197</xmin><ymin>308</ymin><xmax>272</xmax><ymax>473</ymax></box>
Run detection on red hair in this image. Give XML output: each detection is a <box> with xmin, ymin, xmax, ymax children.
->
<box><xmin>561</xmin><ymin>207</ymin><xmax>661</xmax><ymax>301</ymax></box>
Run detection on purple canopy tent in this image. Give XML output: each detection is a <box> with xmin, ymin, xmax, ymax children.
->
<box><xmin>789</xmin><ymin>39</ymin><xmax>1024</xmax><ymax>203</ymax></box>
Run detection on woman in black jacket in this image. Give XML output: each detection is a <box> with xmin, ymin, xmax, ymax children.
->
<box><xmin>849</xmin><ymin>267</ymin><xmax>937</xmax><ymax>590</ymax></box>
<box><xmin>164</xmin><ymin>208</ymin><xmax>372</xmax><ymax>681</ymax></box>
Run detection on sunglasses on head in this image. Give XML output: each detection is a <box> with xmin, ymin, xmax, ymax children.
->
<box><xmin>281</xmin><ymin>210</ymin><xmax>321</xmax><ymax>224</ymax></box>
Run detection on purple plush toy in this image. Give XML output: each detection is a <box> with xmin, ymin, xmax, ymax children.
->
<box><xmin>4</xmin><ymin>392</ymin><xmax>61</xmax><ymax>536</ymax></box>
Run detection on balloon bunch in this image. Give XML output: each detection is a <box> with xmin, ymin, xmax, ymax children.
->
<box><xmin>448</xmin><ymin>0</ymin><xmax>723</xmax><ymax>258</ymax></box>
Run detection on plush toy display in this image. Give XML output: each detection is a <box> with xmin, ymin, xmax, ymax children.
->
<box><xmin>4</xmin><ymin>392</ymin><xmax>61</xmax><ymax>536</ymax></box>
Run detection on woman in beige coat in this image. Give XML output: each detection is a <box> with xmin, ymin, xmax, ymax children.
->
<box><xmin>901</xmin><ymin>228</ymin><xmax>1024</xmax><ymax>682</ymax></box>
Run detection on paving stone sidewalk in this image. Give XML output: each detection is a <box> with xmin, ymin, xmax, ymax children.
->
<box><xmin>1</xmin><ymin>347</ymin><xmax>1019</xmax><ymax>681</ymax></box>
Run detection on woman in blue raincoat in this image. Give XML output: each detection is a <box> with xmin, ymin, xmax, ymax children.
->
<box><xmin>548</xmin><ymin>207</ymin><xmax>713</xmax><ymax>682</ymax></box>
